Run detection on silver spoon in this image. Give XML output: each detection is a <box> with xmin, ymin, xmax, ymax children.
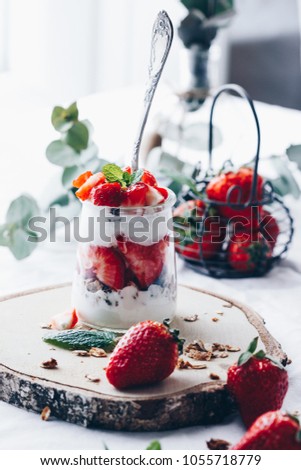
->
<box><xmin>131</xmin><ymin>10</ymin><xmax>174</xmax><ymax>172</ymax></box>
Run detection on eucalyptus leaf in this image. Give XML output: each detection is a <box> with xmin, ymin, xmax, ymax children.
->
<box><xmin>146</xmin><ymin>441</ymin><xmax>161</xmax><ymax>450</ymax></box>
<box><xmin>61</xmin><ymin>157</ymin><xmax>105</xmax><ymax>189</ymax></box>
<box><xmin>46</xmin><ymin>140</ymin><xmax>79</xmax><ymax>167</ymax></box>
<box><xmin>180</xmin><ymin>0</ymin><xmax>234</xmax><ymax>17</ymax></box>
<box><xmin>267</xmin><ymin>155</ymin><xmax>300</xmax><ymax>199</ymax></box>
<box><xmin>51</xmin><ymin>102</ymin><xmax>78</xmax><ymax>132</ymax></box>
<box><xmin>65</xmin><ymin>121</ymin><xmax>89</xmax><ymax>153</ymax></box>
<box><xmin>286</xmin><ymin>144</ymin><xmax>301</xmax><ymax>170</ymax></box>
<box><xmin>160</xmin><ymin>168</ymin><xmax>199</xmax><ymax>195</ymax></box>
<box><xmin>0</xmin><ymin>224</ymin><xmax>10</xmax><ymax>246</ymax></box>
<box><xmin>48</xmin><ymin>193</ymin><xmax>71</xmax><ymax>207</ymax></box>
<box><xmin>6</xmin><ymin>194</ymin><xmax>39</xmax><ymax>227</ymax></box>
<box><xmin>9</xmin><ymin>227</ymin><xmax>37</xmax><ymax>260</ymax></box>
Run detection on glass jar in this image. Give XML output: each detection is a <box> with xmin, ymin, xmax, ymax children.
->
<box><xmin>71</xmin><ymin>190</ymin><xmax>177</xmax><ymax>330</ymax></box>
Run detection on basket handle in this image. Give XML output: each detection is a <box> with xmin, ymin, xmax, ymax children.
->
<box><xmin>208</xmin><ymin>84</ymin><xmax>261</xmax><ymax>204</ymax></box>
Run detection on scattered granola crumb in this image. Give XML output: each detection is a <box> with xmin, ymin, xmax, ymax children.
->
<box><xmin>41</xmin><ymin>406</ymin><xmax>51</xmax><ymax>421</ymax></box>
<box><xmin>177</xmin><ymin>358</ymin><xmax>207</xmax><ymax>370</ymax></box>
<box><xmin>216</xmin><ymin>311</ymin><xmax>224</xmax><ymax>316</ymax></box>
<box><xmin>212</xmin><ymin>317</ymin><xmax>219</xmax><ymax>322</ymax></box>
<box><xmin>209</xmin><ymin>373</ymin><xmax>220</xmax><ymax>380</ymax></box>
<box><xmin>219</xmin><ymin>352</ymin><xmax>229</xmax><ymax>358</ymax></box>
<box><xmin>40</xmin><ymin>358</ymin><xmax>58</xmax><ymax>369</ymax></box>
<box><xmin>226</xmin><ymin>345</ymin><xmax>241</xmax><ymax>352</ymax></box>
<box><xmin>212</xmin><ymin>343</ymin><xmax>226</xmax><ymax>352</ymax></box>
<box><xmin>207</xmin><ymin>438</ymin><xmax>231</xmax><ymax>450</ymax></box>
<box><xmin>185</xmin><ymin>340</ymin><xmax>216</xmax><ymax>361</ymax></box>
<box><xmin>222</xmin><ymin>303</ymin><xmax>233</xmax><ymax>308</ymax></box>
<box><xmin>49</xmin><ymin>348</ymin><xmax>56</xmax><ymax>351</ymax></box>
<box><xmin>73</xmin><ymin>350</ymin><xmax>90</xmax><ymax>357</ymax></box>
<box><xmin>89</xmin><ymin>347</ymin><xmax>107</xmax><ymax>358</ymax></box>
<box><xmin>85</xmin><ymin>374</ymin><xmax>100</xmax><ymax>383</ymax></box>
<box><xmin>183</xmin><ymin>314</ymin><xmax>199</xmax><ymax>322</ymax></box>
<box><xmin>40</xmin><ymin>323</ymin><xmax>52</xmax><ymax>330</ymax></box>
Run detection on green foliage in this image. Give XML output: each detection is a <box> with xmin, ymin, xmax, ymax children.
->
<box><xmin>146</xmin><ymin>441</ymin><xmax>162</xmax><ymax>450</ymax></box>
<box><xmin>180</xmin><ymin>0</ymin><xmax>234</xmax><ymax>17</ymax></box>
<box><xmin>102</xmin><ymin>164</ymin><xmax>143</xmax><ymax>188</ymax></box>
<box><xmin>0</xmin><ymin>101</ymin><xmax>110</xmax><ymax>261</ymax></box>
<box><xmin>0</xmin><ymin>194</ymin><xmax>40</xmax><ymax>260</ymax></box>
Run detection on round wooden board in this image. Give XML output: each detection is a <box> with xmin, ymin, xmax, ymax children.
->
<box><xmin>0</xmin><ymin>284</ymin><xmax>286</xmax><ymax>432</ymax></box>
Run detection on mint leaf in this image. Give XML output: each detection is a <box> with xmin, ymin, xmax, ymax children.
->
<box><xmin>123</xmin><ymin>171</ymin><xmax>131</xmax><ymax>185</ymax></box>
<box><xmin>102</xmin><ymin>164</ymin><xmax>124</xmax><ymax>183</ymax></box>
<box><xmin>130</xmin><ymin>168</ymin><xmax>144</xmax><ymax>185</ymax></box>
<box><xmin>146</xmin><ymin>441</ymin><xmax>161</xmax><ymax>450</ymax></box>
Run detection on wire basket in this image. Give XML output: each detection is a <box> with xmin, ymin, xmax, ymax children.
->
<box><xmin>174</xmin><ymin>84</ymin><xmax>294</xmax><ymax>278</ymax></box>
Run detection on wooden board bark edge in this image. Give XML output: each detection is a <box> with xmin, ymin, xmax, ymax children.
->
<box><xmin>0</xmin><ymin>284</ymin><xmax>287</xmax><ymax>432</ymax></box>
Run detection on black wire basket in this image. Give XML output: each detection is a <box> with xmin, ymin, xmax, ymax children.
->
<box><xmin>174</xmin><ymin>84</ymin><xmax>294</xmax><ymax>278</ymax></box>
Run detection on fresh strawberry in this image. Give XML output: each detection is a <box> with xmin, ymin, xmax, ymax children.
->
<box><xmin>232</xmin><ymin>209</ymin><xmax>280</xmax><ymax>251</ymax></box>
<box><xmin>206</xmin><ymin>167</ymin><xmax>264</xmax><ymax>219</ymax></box>
<box><xmin>106</xmin><ymin>319</ymin><xmax>184</xmax><ymax>389</ymax></box>
<box><xmin>173</xmin><ymin>199</ymin><xmax>206</xmax><ymax>218</ymax></box>
<box><xmin>72</xmin><ymin>171</ymin><xmax>93</xmax><ymax>188</ymax></box>
<box><xmin>75</xmin><ymin>172</ymin><xmax>106</xmax><ymax>201</ymax></box>
<box><xmin>227</xmin><ymin>337</ymin><xmax>288</xmax><ymax>428</ymax></box>
<box><xmin>231</xmin><ymin>411</ymin><xmax>301</xmax><ymax>450</ymax></box>
<box><xmin>50</xmin><ymin>309</ymin><xmax>78</xmax><ymax>330</ymax></box>
<box><xmin>259</xmin><ymin>210</ymin><xmax>280</xmax><ymax>249</ymax></box>
<box><xmin>121</xmin><ymin>182</ymin><xmax>148</xmax><ymax>207</ymax></box>
<box><xmin>88</xmin><ymin>245</ymin><xmax>125</xmax><ymax>290</ymax></box>
<box><xmin>178</xmin><ymin>235</ymin><xmax>222</xmax><ymax>260</ymax></box>
<box><xmin>174</xmin><ymin>200</ymin><xmax>225</xmax><ymax>260</ymax></box>
<box><xmin>228</xmin><ymin>232</ymin><xmax>272</xmax><ymax>272</ymax></box>
<box><xmin>141</xmin><ymin>169</ymin><xmax>157</xmax><ymax>186</ymax></box>
<box><xmin>91</xmin><ymin>182</ymin><xmax>123</xmax><ymax>207</ymax></box>
<box><xmin>117</xmin><ymin>236</ymin><xmax>167</xmax><ymax>289</ymax></box>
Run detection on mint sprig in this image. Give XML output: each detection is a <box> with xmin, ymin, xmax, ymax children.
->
<box><xmin>102</xmin><ymin>164</ymin><xmax>143</xmax><ymax>188</ymax></box>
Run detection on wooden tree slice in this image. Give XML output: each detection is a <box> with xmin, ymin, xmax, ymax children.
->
<box><xmin>0</xmin><ymin>284</ymin><xmax>286</xmax><ymax>431</ymax></box>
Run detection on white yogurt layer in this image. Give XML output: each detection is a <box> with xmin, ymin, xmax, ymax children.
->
<box><xmin>72</xmin><ymin>273</ymin><xmax>177</xmax><ymax>329</ymax></box>
<box><xmin>78</xmin><ymin>191</ymin><xmax>175</xmax><ymax>248</ymax></box>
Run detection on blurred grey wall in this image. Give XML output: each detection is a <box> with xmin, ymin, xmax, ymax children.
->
<box><xmin>227</xmin><ymin>0</ymin><xmax>301</xmax><ymax>109</ymax></box>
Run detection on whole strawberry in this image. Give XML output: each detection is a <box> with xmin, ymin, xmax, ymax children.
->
<box><xmin>106</xmin><ymin>320</ymin><xmax>184</xmax><ymax>389</ymax></box>
<box><xmin>227</xmin><ymin>337</ymin><xmax>288</xmax><ymax>428</ymax></box>
<box><xmin>232</xmin><ymin>411</ymin><xmax>301</xmax><ymax>450</ymax></box>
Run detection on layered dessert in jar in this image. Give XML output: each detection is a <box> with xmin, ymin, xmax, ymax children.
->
<box><xmin>71</xmin><ymin>164</ymin><xmax>177</xmax><ymax>329</ymax></box>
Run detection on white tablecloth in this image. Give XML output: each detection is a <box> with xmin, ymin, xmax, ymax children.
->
<box><xmin>0</xmin><ymin>88</ymin><xmax>301</xmax><ymax>450</ymax></box>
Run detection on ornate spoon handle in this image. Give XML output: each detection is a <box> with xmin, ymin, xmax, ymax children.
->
<box><xmin>131</xmin><ymin>11</ymin><xmax>173</xmax><ymax>171</ymax></box>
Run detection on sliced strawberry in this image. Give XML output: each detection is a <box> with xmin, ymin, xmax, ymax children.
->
<box><xmin>121</xmin><ymin>182</ymin><xmax>148</xmax><ymax>207</ymax></box>
<box><xmin>91</xmin><ymin>182</ymin><xmax>123</xmax><ymax>207</ymax></box>
<box><xmin>88</xmin><ymin>245</ymin><xmax>125</xmax><ymax>290</ymax></box>
<box><xmin>123</xmin><ymin>166</ymin><xmax>132</xmax><ymax>175</ymax></box>
<box><xmin>117</xmin><ymin>237</ymin><xmax>167</xmax><ymax>289</ymax></box>
<box><xmin>50</xmin><ymin>309</ymin><xmax>78</xmax><ymax>330</ymax></box>
<box><xmin>75</xmin><ymin>172</ymin><xmax>106</xmax><ymax>201</ymax></box>
<box><xmin>145</xmin><ymin>185</ymin><xmax>165</xmax><ymax>206</ymax></box>
<box><xmin>156</xmin><ymin>186</ymin><xmax>168</xmax><ymax>201</ymax></box>
<box><xmin>141</xmin><ymin>169</ymin><xmax>157</xmax><ymax>186</ymax></box>
<box><xmin>73</xmin><ymin>171</ymin><xmax>93</xmax><ymax>189</ymax></box>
